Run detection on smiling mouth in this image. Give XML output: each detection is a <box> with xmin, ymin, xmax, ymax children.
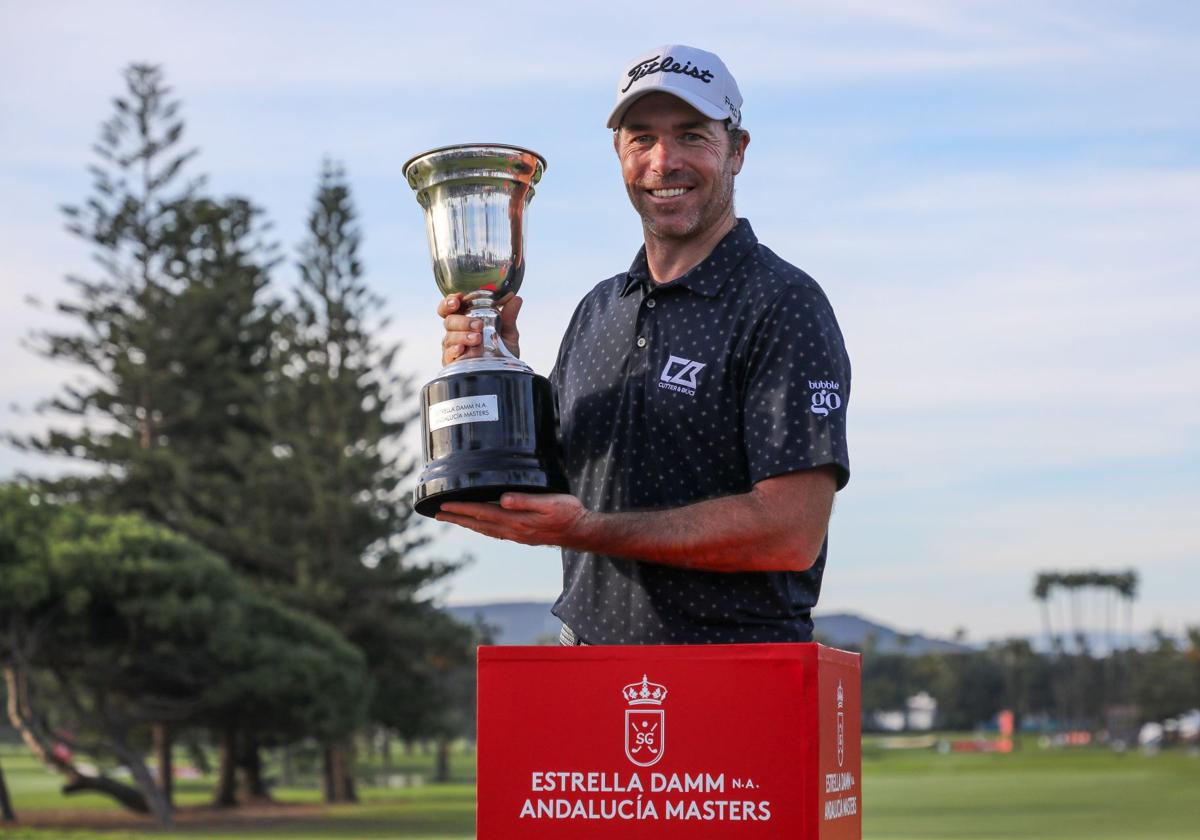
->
<box><xmin>646</xmin><ymin>187</ymin><xmax>691</xmax><ymax>198</ymax></box>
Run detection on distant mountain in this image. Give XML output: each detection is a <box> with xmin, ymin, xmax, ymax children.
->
<box><xmin>445</xmin><ymin>601</ymin><xmax>971</xmax><ymax>654</ymax></box>
<box><xmin>446</xmin><ymin>601</ymin><xmax>562</xmax><ymax>645</ymax></box>
<box><xmin>813</xmin><ymin>612</ymin><xmax>972</xmax><ymax>655</ymax></box>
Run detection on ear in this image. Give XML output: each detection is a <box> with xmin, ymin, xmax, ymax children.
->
<box><xmin>731</xmin><ymin>130</ymin><xmax>750</xmax><ymax>176</ymax></box>
<box><xmin>612</xmin><ymin>130</ymin><xmax>621</xmax><ymax>156</ymax></box>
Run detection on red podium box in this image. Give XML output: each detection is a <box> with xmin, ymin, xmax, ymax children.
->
<box><xmin>478</xmin><ymin>643</ymin><xmax>861</xmax><ymax>839</ymax></box>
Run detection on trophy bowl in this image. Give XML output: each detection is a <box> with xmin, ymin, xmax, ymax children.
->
<box><xmin>404</xmin><ymin>144</ymin><xmax>546</xmax><ymax>303</ymax></box>
<box><xmin>403</xmin><ymin>143</ymin><xmax>565</xmax><ymax>517</ymax></box>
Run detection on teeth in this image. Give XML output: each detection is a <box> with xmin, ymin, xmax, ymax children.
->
<box><xmin>650</xmin><ymin>188</ymin><xmax>688</xmax><ymax>197</ymax></box>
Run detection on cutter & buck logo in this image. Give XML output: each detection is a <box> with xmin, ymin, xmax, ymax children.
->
<box><xmin>659</xmin><ymin>356</ymin><xmax>706</xmax><ymax>396</ymax></box>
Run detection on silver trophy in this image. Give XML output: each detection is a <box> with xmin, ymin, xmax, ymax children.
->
<box><xmin>404</xmin><ymin>144</ymin><xmax>566</xmax><ymax>516</ymax></box>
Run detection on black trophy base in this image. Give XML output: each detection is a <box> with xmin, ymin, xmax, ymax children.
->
<box><xmin>414</xmin><ymin>366</ymin><xmax>566</xmax><ymax>518</ymax></box>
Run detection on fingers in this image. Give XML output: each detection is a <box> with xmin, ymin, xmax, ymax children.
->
<box><xmin>440</xmin><ymin>495</ymin><xmax>553</xmax><ymax>516</ymax></box>
<box><xmin>435</xmin><ymin>504</ymin><xmax>539</xmax><ymax>546</ymax></box>
<box><xmin>440</xmin><ymin>296</ymin><xmax>484</xmax><ymax>364</ymax></box>
<box><xmin>436</xmin><ymin>293</ymin><xmax>465</xmax><ymax>319</ymax></box>
<box><xmin>443</xmin><ymin>343</ymin><xmax>481</xmax><ymax>365</ymax></box>
<box><xmin>443</xmin><ymin>333</ymin><xmax>481</xmax><ymax>365</ymax></box>
<box><xmin>437</xmin><ymin>513</ymin><xmax>535</xmax><ymax>545</ymax></box>
<box><xmin>498</xmin><ymin>294</ymin><xmax>522</xmax><ymax>317</ymax></box>
<box><xmin>444</xmin><ymin>313</ymin><xmax>482</xmax><ymax>332</ymax></box>
<box><xmin>499</xmin><ymin>492</ymin><xmax>550</xmax><ymax>512</ymax></box>
<box><xmin>442</xmin><ymin>310</ymin><xmax>483</xmax><ymax>348</ymax></box>
<box><xmin>439</xmin><ymin>501</ymin><xmax>513</xmax><ymax>523</ymax></box>
<box><xmin>442</xmin><ymin>328</ymin><xmax>482</xmax><ymax>350</ymax></box>
<box><xmin>498</xmin><ymin>295</ymin><xmax>522</xmax><ymax>356</ymax></box>
<box><xmin>499</xmin><ymin>295</ymin><xmax>522</xmax><ymax>333</ymax></box>
<box><xmin>438</xmin><ymin>294</ymin><xmax>523</xmax><ymax>363</ymax></box>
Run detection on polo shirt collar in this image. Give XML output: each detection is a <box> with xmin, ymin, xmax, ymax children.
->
<box><xmin>620</xmin><ymin>218</ymin><xmax>759</xmax><ymax>298</ymax></box>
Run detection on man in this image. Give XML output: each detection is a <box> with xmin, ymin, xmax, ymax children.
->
<box><xmin>436</xmin><ymin>45</ymin><xmax>851</xmax><ymax>645</ymax></box>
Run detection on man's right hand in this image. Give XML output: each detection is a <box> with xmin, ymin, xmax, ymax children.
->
<box><xmin>437</xmin><ymin>293</ymin><xmax>523</xmax><ymax>366</ymax></box>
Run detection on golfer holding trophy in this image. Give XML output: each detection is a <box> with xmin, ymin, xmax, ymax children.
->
<box><xmin>408</xmin><ymin>44</ymin><xmax>852</xmax><ymax>648</ymax></box>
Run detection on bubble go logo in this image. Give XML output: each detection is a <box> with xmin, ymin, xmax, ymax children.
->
<box><xmin>809</xmin><ymin>380</ymin><xmax>843</xmax><ymax>417</ymax></box>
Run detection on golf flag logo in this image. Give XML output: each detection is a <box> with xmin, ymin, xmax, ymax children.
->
<box><xmin>623</xmin><ymin>674</ymin><xmax>668</xmax><ymax>767</ymax></box>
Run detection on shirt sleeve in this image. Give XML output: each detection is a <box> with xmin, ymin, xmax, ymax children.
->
<box><xmin>741</xmin><ymin>284</ymin><xmax>851</xmax><ymax>490</ymax></box>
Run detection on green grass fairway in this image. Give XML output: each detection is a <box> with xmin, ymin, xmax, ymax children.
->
<box><xmin>1</xmin><ymin>742</ymin><xmax>1197</xmax><ymax>838</ymax></box>
<box><xmin>862</xmin><ymin>746</ymin><xmax>1200</xmax><ymax>840</ymax></box>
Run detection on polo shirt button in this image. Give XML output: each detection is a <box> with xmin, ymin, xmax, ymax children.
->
<box><xmin>636</xmin><ymin>337</ymin><xmax>647</xmax><ymax>348</ymax></box>
<box><xmin>646</xmin><ymin>299</ymin><xmax>657</xmax><ymax>309</ymax></box>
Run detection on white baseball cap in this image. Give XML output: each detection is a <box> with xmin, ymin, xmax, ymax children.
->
<box><xmin>607</xmin><ymin>45</ymin><xmax>743</xmax><ymax>130</ymax></box>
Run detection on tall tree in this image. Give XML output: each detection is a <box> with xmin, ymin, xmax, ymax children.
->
<box><xmin>20</xmin><ymin>63</ymin><xmax>200</xmax><ymax>496</ymax></box>
<box><xmin>17</xmin><ymin>63</ymin><xmax>282</xmax><ymax>554</ymax></box>
<box><xmin>14</xmin><ymin>65</ymin><xmax>288</xmax><ymax>808</ymax></box>
<box><xmin>261</xmin><ymin>162</ymin><xmax>466</xmax><ymax>801</ymax></box>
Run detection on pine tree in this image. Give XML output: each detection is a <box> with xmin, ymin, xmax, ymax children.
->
<box><xmin>15</xmin><ymin>64</ymin><xmax>285</xmax><ymax>812</ymax></box>
<box><xmin>276</xmin><ymin>160</ymin><xmax>423</xmax><ymax>598</ymax></box>
<box><xmin>264</xmin><ymin>161</ymin><xmax>469</xmax><ymax>802</ymax></box>
<box><xmin>19</xmin><ymin>63</ymin><xmax>281</xmax><ymax>546</ymax></box>
<box><xmin>22</xmin><ymin>64</ymin><xmax>199</xmax><ymax>496</ymax></box>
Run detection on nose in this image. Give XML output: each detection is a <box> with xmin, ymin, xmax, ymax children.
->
<box><xmin>648</xmin><ymin>137</ymin><xmax>681</xmax><ymax>176</ymax></box>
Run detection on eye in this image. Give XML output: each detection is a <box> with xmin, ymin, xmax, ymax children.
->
<box><xmin>681</xmin><ymin>132</ymin><xmax>704</xmax><ymax>143</ymax></box>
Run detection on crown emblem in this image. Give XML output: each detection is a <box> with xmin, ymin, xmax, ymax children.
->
<box><xmin>623</xmin><ymin>674</ymin><xmax>668</xmax><ymax>706</ymax></box>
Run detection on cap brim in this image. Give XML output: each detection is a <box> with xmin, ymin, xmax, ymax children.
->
<box><xmin>606</xmin><ymin>86</ymin><xmax>730</xmax><ymax>129</ymax></box>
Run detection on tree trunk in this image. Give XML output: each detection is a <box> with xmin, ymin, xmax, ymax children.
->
<box><xmin>435</xmin><ymin>738</ymin><xmax>450</xmax><ymax>783</ymax></box>
<box><xmin>153</xmin><ymin>723</ymin><xmax>173</xmax><ymax>808</ymax></box>
<box><xmin>60</xmin><ymin>772</ymin><xmax>151</xmax><ymax>812</ymax></box>
<box><xmin>237</xmin><ymin>735</ymin><xmax>271</xmax><ymax>802</ymax></box>
<box><xmin>114</xmin><ymin>748</ymin><xmax>172</xmax><ymax>828</ymax></box>
<box><xmin>322</xmin><ymin>740</ymin><xmax>357</xmax><ymax>803</ymax></box>
<box><xmin>186</xmin><ymin>736</ymin><xmax>211</xmax><ymax>776</ymax></box>
<box><xmin>4</xmin><ymin>665</ymin><xmax>148</xmax><ymax>814</ymax></box>
<box><xmin>0</xmin><ymin>757</ymin><xmax>16</xmax><ymax>823</ymax></box>
<box><xmin>213</xmin><ymin>727</ymin><xmax>238</xmax><ymax>808</ymax></box>
<box><xmin>381</xmin><ymin>730</ymin><xmax>391</xmax><ymax>778</ymax></box>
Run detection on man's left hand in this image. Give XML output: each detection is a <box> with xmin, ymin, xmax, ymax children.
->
<box><xmin>436</xmin><ymin>493</ymin><xmax>592</xmax><ymax>547</ymax></box>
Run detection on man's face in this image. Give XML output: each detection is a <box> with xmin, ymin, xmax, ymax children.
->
<box><xmin>614</xmin><ymin>92</ymin><xmax>747</xmax><ymax>243</ymax></box>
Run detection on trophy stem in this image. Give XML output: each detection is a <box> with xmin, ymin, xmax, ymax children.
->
<box><xmin>469</xmin><ymin>297</ymin><xmax>519</xmax><ymax>361</ymax></box>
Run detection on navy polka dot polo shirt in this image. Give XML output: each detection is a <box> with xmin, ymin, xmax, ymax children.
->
<box><xmin>549</xmin><ymin>219</ymin><xmax>851</xmax><ymax>644</ymax></box>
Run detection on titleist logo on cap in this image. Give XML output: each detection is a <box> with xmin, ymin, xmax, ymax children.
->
<box><xmin>621</xmin><ymin>54</ymin><xmax>715</xmax><ymax>93</ymax></box>
<box><xmin>605</xmin><ymin>44</ymin><xmax>742</xmax><ymax>130</ymax></box>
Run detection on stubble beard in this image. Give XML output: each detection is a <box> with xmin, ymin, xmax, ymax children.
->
<box><xmin>631</xmin><ymin>156</ymin><xmax>737</xmax><ymax>244</ymax></box>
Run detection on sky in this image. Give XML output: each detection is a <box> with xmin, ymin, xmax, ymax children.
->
<box><xmin>2</xmin><ymin>1</ymin><xmax>1198</xmax><ymax>642</ymax></box>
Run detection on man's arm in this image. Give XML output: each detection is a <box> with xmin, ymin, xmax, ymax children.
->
<box><xmin>435</xmin><ymin>466</ymin><xmax>837</xmax><ymax>573</ymax></box>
